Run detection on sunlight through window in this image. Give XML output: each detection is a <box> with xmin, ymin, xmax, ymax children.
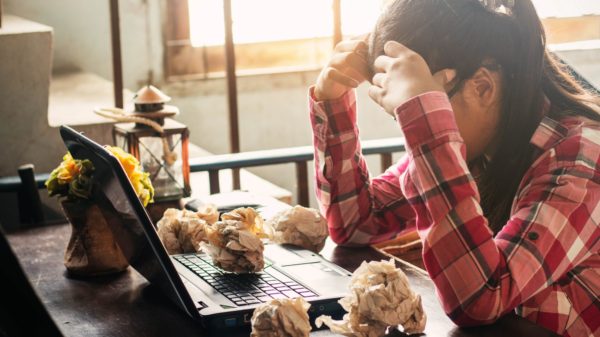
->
<box><xmin>189</xmin><ymin>0</ymin><xmax>600</xmax><ymax>48</ymax></box>
<box><xmin>188</xmin><ymin>0</ymin><xmax>386</xmax><ymax>47</ymax></box>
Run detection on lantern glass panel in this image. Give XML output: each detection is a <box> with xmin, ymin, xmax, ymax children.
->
<box><xmin>138</xmin><ymin>134</ymin><xmax>184</xmax><ymax>201</ymax></box>
<box><xmin>114</xmin><ymin>133</ymin><xmax>128</xmax><ymax>151</ymax></box>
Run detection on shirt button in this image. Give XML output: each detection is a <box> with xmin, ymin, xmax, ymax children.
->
<box><xmin>528</xmin><ymin>232</ymin><xmax>539</xmax><ymax>241</ymax></box>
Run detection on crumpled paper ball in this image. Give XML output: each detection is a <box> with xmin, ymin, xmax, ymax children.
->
<box><xmin>251</xmin><ymin>297</ymin><xmax>311</xmax><ymax>337</ymax></box>
<box><xmin>202</xmin><ymin>207</ymin><xmax>266</xmax><ymax>273</ymax></box>
<box><xmin>265</xmin><ymin>205</ymin><xmax>329</xmax><ymax>253</ymax></box>
<box><xmin>156</xmin><ymin>205</ymin><xmax>218</xmax><ymax>255</ymax></box>
<box><xmin>316</xmin><ymin>259</ymin><xmax>426</xmax><ymax>337</ymax></box>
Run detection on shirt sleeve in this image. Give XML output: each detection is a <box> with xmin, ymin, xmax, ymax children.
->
<box><xmin>309</xmin><ymin>86</ymin><xmax>416</xmax><ymax>246</ymax></box>
<box><xmin>396</xmin><ymin>91</ymin><xmax>600</xmax><ymax>326</ymax></box>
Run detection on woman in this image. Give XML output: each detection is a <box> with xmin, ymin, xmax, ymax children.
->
<box><xmin>309</xmin><ymin>0</ymin><xmax>600</xmax><ymax>336</ymax></box>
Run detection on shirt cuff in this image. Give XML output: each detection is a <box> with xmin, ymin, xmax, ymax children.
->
<box><xmin>394</xmin><ymin>91</ymin><xmax>460</xmax><ymax>149</ymax></box>
<box><xmin>309</xmin><ymin>86</ymin><xmax>358</xmax><ymax>140</ymax></box>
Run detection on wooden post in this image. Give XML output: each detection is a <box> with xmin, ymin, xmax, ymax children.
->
<box><xmin>17</xmin><ymin>164</ymin><xmax>45</xmax><ymax>227</ymax></box>
<box><xmin>332</xmin><ymin>0</ymin><xmax>343</xmax><ymax>47</ymax></box>
<box><xmin>223</xmin><ymin>0</ymin><xmax>241</xmax><ymax>190</ymax></box>
<box><xmin>295</xmin><ymin>161</ymin><xmax>309</xmax><ymax>207</ymax></box>
<box><xmin>380</xmin><ymin>153</ymin><xmax>393</xmax><ymax>173</ymax></box>
<box><xmin>209</xmin><ymin>170</ymin><xmax>221</xmax><ymax>195</ymax></box>
<box><xmin>109</xmin><ymin>0</ymin><xmax>124</xmax><ymax>108</ymax></box>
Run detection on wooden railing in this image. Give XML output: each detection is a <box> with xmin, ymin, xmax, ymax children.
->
<box><xmin>189</xmin><ymin>137</ymin><xmax>406</xmax><ymax>206</ymax></box>
<box><xmin>0</xmin><ymin>138</ymin><xmax>406</xmax><ymax>225</ymax></box>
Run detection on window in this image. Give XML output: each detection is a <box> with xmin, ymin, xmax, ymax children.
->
<box><xmin>165</xmin><ymin>0</ymin><xmax>387</xmax><ymax>80</ymax></box>
<box><xmin>533</xmin><ymin>0</ymin><xmax>600</xmax><ymax>45</ymax></box>
<box><xmin>163</xmin><ymin>0</ymin><xmax>600</xmax><ymax>81</ymax></box>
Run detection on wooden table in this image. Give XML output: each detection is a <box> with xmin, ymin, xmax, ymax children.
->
<box><xmin>8</xmin><ymin>224</ymin><xmax>558</xmax><ymax>337</ymax></box>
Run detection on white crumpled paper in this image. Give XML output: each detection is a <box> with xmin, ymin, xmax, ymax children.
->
<box><xmin>251</xmin><ymin>297</ymin><xmax>312</xmax><ymax>337</ymax></box>
<box><xmin>316</xmin><ymin>259</ymin><xmax>426</xmax><ymax>337</ymax></box>
<box><xmin>202</xmin><ymin>207</ymin><xmax>266</xmax><ymax>273</ymax></box>
<box><xmin>156</xmin><ymin>206</ymin><xmax>218</xmax><ymax>255</ymax></box>
<box><xmin>265</xmin><ymin>205</ymin><xmax>329</xmax><ymax>253</ymax></box>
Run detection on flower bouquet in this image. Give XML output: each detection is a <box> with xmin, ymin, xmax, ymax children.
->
<box><xmin>46</xmin><ymin>147</ymin><xmax>154</xmax><ymax>277</ymax></box>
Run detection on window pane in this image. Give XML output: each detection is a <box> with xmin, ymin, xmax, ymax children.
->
<box><xmin>189</xmin><ymin>0</ymin><xmax>333</xmax><ymax>47</ymax></box>
<box><xmin>341</xmin><ymin>0</ymin><xmax>387</xmax><ymax>37</ymax></box>
<box><xmin>532</xmin><ymin>0</ymin><xmax>600</xmax><ymax>18</ymax></box>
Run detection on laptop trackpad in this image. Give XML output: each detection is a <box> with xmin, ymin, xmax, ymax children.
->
<box><xmin>282</xmin><ymin>263</ymin><xmax>350</xmax><ymax>293</ymax></box>
<box><xmin>264</xmin><ymin>244</ymin><xmax>321</xmax><ymax>266</ymax></box>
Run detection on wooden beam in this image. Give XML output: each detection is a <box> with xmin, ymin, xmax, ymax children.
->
<box><xmin>109</xmin><ymin>0</ymin><xmax>124</xmax><ymax>108</ymax></box>
<box><xmin>332</xmin><ymin>0</ymin><xmax>342</xmax><ymax>46</ymax></box>
<box><xmin>223</xmin><ymin>0</ymin><xmax>241</xmax><ymax>190</ymax></box>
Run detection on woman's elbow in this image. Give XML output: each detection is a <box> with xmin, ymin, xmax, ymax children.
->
<box><xmin>444</xmin><ymin>300</ymin><xmax>504</xmax><ymax>328</ymax></box>
<box><xmin>328</xmin><ymin>228</ymin><xmax>370</xmax><ymax>247</ymax></box>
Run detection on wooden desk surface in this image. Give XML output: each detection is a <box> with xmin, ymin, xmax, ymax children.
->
<box><xmin>8</xmin><ymin>224</ymin><xmax>558</xmax><ymax>337</ymax></box>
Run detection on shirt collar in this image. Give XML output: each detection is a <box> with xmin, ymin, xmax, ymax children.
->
<box><xmin>529</xmin><ymin>97</ymin><xmax>569</xmax><ymax>151</ymax></box>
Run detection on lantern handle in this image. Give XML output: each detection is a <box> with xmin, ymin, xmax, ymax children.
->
<box><xmin>94</xmin><ymin>107</ymin><xmax>178</xmax><ymax>166</ymax></box>
<box><xmin>94</xmin><ymin>107</ymin><xmax>164</xmax><ymax>133</ymax></box>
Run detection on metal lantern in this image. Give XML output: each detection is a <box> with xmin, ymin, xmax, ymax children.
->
<box><xmin>113</xmin><ymin>85</ymin><xmax>191</xmax><ymax>202</ymax></box>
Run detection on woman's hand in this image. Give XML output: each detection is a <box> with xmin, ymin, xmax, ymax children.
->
<box><xmin>368</xmin><ymin>41</ymin><xmax>455</xmax><ymax>116</ymax></box>
<box><xmin>314</xmin><ymin>37</ymin><xmax>372</xmax><ymax>102</ymax></box>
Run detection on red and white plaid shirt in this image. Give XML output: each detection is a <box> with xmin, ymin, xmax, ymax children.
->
<box><xmin>310</xmin><ymin>88</ymin><xmax>600</xmax><ymax>337</ymax></box>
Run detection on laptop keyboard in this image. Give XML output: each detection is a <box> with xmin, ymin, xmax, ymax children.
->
<box><xmin>174</xmin><ymin>254</ymin><xmax>318</xmax><ymax>307</ymax></box>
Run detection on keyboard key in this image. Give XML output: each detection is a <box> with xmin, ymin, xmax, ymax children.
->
<box><xmin>266</xmin><ymin>290</ymin><xmax>279</xmax><ymax>295</ymax></box>
<box><xmin>282</xmin><ymin>290</ymin><xmax>300</xmax><ymax>298</ymax></box>
<box><xmin>271</xmin><ymin>293</ymin><xmax>287</xmax><ymax>299</ymax></box>
<box><xmin>257</xmin><ymin>296</ymin><xmax>271</xmax><ymax>302</ymax></box>
<box><xmin>291</xmin><ymin>286</ymin><xmax>309</xmax><ymax>292</ymax></box>
<box><xmin>258</xmin><ymin>285</ymin><xmax>274</xmax><ymax>290</ymax></box>
<box><xmin>299</xmin><ymin>291</ymin><xmax>317</xmax><ymax>297</ymax></box>
<box><xmin>245</xmin><ymin>300</ymin><xmax>260</xmax><ymax>305</ymax></box>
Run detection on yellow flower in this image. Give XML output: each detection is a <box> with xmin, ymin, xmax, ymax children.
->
<box><xmin>46</xmin><ymin>148</ymin><xmax>154</xmax><ymax>206</ymax></box>
<box><xmin>106</xmin><ymin>146</ymin><xmax>154</xmax><ymax>206</ymax></box>
<box><xmin>46</xmin><ymin>153</ymin><xmax>94</xmax><ymax>199</ymax></box>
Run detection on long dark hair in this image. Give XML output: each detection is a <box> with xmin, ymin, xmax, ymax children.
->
<box><xmin>369</xmin><ymin>0</ymin><xmax>600</xmax><ymax>233</ymax></box>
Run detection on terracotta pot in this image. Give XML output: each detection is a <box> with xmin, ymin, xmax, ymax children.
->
<box><xmin>61</xmin><ymin>200</ymin><xmax>129</xmax><ymax>277</ymax></box>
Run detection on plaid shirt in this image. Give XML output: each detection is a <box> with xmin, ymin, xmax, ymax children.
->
<box><xmin>310</xmin><ymin>88</ymin><xmax>600</xmax><ymax>336</ymax></box>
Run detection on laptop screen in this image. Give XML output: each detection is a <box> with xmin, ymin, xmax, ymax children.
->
<box><xmin>60</xmin><ymin>126</ymin><xmax>198</xmax><ymax>317</ymax></box>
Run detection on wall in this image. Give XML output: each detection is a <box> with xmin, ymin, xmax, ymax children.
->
<box><xmin>5</xmin><ymin>0</ymin><xmax>164</xmax><ymax>90</ymax></box>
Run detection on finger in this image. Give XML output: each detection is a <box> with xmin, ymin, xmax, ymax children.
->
<box><xmin>368</xmin><ymin>85</ymin><xmax>384</xmax><ymax>106</ymax></box>
<box><xmin>329</xmin><ymin>52</ymin><xmax>371</xmax><ymax>82</ymax></box>
<box><xmin>432</xmin><ymin>69</ymin><xmax>457</xmax><ymax>88</ymax></box>
<box><xmin>372</xmin><ymin>72</ymin><xmax>386</xmax><ymax>87</ymax></box>
<box><xmin>334</xmin><ymin>39</ymin><xmax>368</xmax><ymax>54</ymax></box>
<box><xmin>325</xmin><ymin>67</ymin><xmax>359</xmax><ymax>88</ymax></box>
<box><xmin>373</xmin><ymin>55</ymin><xmax>395</xmax><ymax>73</ymax></box>
<box><xmin>383</xmin><ymin>40</ymin><xmax>410</xmax><ymax>58</ymax></box>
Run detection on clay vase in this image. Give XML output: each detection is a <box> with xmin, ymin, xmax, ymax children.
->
<box><xmin>61</xmin><ymin>200</ymin><xmax>129</xmax><ymax>277</ymax></box>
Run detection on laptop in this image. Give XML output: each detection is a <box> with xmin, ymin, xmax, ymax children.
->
<box><xmin>59</xmin><ymin>125</ymin><xmax>351</xmax><ymax>330</ymax></box>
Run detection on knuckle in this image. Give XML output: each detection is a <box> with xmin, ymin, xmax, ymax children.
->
<box><xmin>406</xmin><ymin>52</ymin><xmax>420</xmax><ymax>62</ymax></box>
<box><xmin>333</xmin><ymin>41</ymin><xmax>344</xmax><ymax>52</ymax></box>
<box><xmin>390</xmin><ymin>60</ymin><xmax>402</xmax><ymax>71</ymax></box>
